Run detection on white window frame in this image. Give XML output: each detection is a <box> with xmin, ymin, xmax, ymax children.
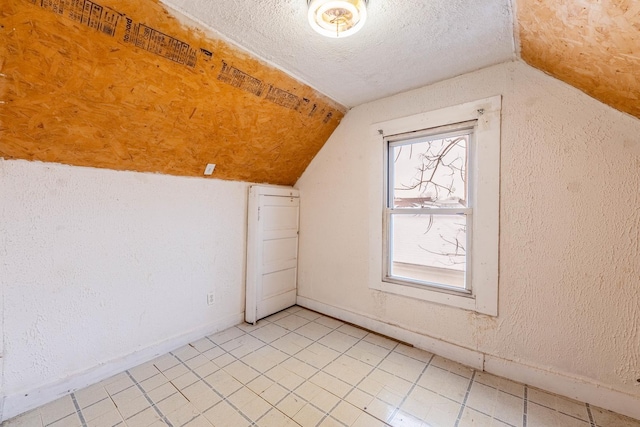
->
<box><xmin>370</xmin><ymin>96</ymin><xmax>501</xmax><ymax>316</ymax></box>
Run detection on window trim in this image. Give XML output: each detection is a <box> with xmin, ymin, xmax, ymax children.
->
<box><xmin>383</xmin><ymin>122</ymin><xmax>476</xmax><ymax>294</ymax></box>
<box><xmin>370</xmin><ymin>96</ymin><xmax>501</xmax><ymax>316</ymax></box>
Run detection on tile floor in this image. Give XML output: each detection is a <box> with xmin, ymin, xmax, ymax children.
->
<box><xmin>3</xmin><ymin>306</ymin><xmax>639</xmax><ymax>427</ymax></box>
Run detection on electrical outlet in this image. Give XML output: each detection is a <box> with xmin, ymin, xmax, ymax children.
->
<box><xmin>204</xmin><ymin>164</ymin><xmax>216</xmax><ymax>175</ymax></box>
<box><xmin>207</xmin><ymin>291</ymin><xmax>215</xmax><ymax>306</ymax></box>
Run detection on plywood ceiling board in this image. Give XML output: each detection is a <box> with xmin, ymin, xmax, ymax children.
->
<box><xmin>0</xmin><ymin>0</ymin><xmax>346</xmax><ymax>185</ymax></box>
<box><xmin>518</xmin><ymin>0</ymin><xmax>640</xmax><ymax>119</ymax></box>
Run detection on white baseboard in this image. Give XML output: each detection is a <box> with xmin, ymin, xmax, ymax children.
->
<box><xmin>1</xmin><ymin>312</ymin><xmax>243</xmax><ymax>422</ymax></box>
<box><xmin>297</xmin><ymin>296</ymin><xmax>640</xmax><ymax>421</ymax></box>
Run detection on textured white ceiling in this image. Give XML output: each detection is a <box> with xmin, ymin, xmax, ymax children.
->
<box><xmin>161</xmin><ymin>0</ymin><xmax>516</xmax><ymax>108</ymax></box>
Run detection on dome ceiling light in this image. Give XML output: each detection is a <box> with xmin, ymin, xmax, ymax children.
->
<box><xmin>307</xmin><ymin>0</ymin><xmax>368</xmax><ymax>38</ymax></box>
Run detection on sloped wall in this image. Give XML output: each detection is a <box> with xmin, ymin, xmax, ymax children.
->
<box><xmin>295</xmin><ymin>61</ymin><xmax>640</xmax><ymax>416</ymax></box>
<box><xmin>0</xmin><ymin>0</ymin><xmax>346</xmax><ymax>185</ymax></box>
<box><xmin>518</xmin><ymin>0</ymin><xmax>640</xmax><ymax>119</ymax></box>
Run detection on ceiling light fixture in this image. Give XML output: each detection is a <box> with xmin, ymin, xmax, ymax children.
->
<box><xmin>307</xmin><ymin>0</ymin><xmax>368</xmax><ymax>38</ymax></box>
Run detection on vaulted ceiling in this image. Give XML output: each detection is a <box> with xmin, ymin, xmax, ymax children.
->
<box><xmin>1</xmin><ymin>0</ymin><xmax>637</xmax><ymax>185</ymax></box>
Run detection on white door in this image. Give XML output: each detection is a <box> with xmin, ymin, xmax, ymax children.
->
<box><xmin>245</xmin><ymin>185</ymin><xmax>300</xmax><ymax>324</ymax></box>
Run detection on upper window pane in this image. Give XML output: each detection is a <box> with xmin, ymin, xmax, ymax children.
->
<box><xmin>390</xmin><ymin>129</ymin><xmax>471</xmax><ymax>209</ymax></box>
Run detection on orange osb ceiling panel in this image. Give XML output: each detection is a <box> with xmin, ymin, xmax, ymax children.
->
<box><xmin>518</xmin><ymin>0</ymin><xmax>640</xmax><ymax>119</ymax></box>
<box><xmin>0</xmin><ymin>0</ymin><xmax>346</xmax><ymax>185</ymax></box>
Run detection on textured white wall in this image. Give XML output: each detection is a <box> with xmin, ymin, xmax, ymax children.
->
<box><xmin>296</xmin><ymin>61</ymin><xmax>640</xmax><ymax>400</ymax></box>
<box><xmin>0</xmin><ymin>160</ymin><xmax>248</xmax><ymax>416</ymax></box>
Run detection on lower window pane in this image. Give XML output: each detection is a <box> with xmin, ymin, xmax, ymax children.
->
<box><xmin>391</xmin><ymin>214</ymin><xmax>467</xmax><ymax>289</ymax></box>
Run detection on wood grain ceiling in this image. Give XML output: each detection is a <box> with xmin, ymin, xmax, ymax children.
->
<box><xmin>518</xmin><ymin>0</ymin><xmax>639</xmax><ymax>120</ymax></box>
<box><xmin>0</xmin><ymin>0</ymin><xmax>346</xmax><ymax>185</ymax></box>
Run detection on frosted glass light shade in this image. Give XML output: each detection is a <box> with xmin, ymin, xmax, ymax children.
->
<box><xmin>307</xmin><ymin>0</ymin><xmax>368</xmax><ymax>38</ymax></box>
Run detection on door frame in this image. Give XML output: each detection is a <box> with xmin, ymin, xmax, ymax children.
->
<box><xmin>245</xmin><ymin>185</ymin><xmax>300</xmax><ymax>324</ymax></box>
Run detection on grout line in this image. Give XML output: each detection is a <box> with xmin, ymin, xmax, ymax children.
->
<box><xmin>523</xmin><ymin>384</ymin><xmax>528</xmax><ymax>427</ymax></box>
<box><xmin>585</xmin><ymin>403</ymin><xmax>596</xmax><ymax>427</ymax></box>
<box><xmin>454</xmin><ymin>370</ymin><xmax>477</xmax><ymax>427</ymax></box>
<box><xmin>125</xmin><ymin>371</ymin><xmax>174</xmax><ymax>427</ymax></box>
<box><xmin>69</xmin><ymin>393</ymin><xmax>87</xmax><ymax>427</ymax></box>
<box><xmin>388</xmin><ymin>353</ymin><xmax>435</xmax><ymax>423</ymax></box>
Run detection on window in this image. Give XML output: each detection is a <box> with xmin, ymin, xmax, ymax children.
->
<box><xmin>384</xmin><ymin>122</ymin><xmax>475</xmax><ymax>293</ymax></box>
<box><xmin>371</xmin><ymin>96</ymin><xmax>500</xmax><ymax>315</ymax></box>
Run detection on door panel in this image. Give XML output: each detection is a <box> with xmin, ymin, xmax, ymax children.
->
<box><xmin>245</xmin><ymin>186</ymin><xmax>300</xmax><ymax>324</ymax></box>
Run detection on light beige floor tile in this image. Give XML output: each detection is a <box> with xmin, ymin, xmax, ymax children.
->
<box><xmin>103</xmin><ymin>374</ymin><xmax>135</xmax><ymax>396</ymax></box>
<box><xmin>123</xmin><ymin>407</ymin><xmax>161</xmax><ymax>427</ymax></box>
<box><xmin>393</xmin><ymin>345</ymin><xmax>434</xmax><ymax>363</ymax></box>
<box><xmin>318</xmin><ymin>331</ymin><xmax>360</xmax><ymax>353</ymax></box>
<box><xmin>250</xmin><ymin>324</ymin><xmax>289</xmax><ymax>343</ymax></box>
<box><xmin>115</xmin><ymin>394</ymin><xmax>151</xmax><ymax>420</ymax></box>
<box><xmin>473</xmin><ymin>372</ymin><xmax>524</xmax><ymax>398</ymax></box>
<box><xmin>185</xmin><ymin>388</ymin><xmax>222</xmax><ymax>413</ymax></box>
<box><xmin>379</xmin><ymin>352</ymin><xmax>425</xmax><ymax>383</ymax></box>
<box><xmin>207</xmin><ymin>327</ymin><xmax>246</xmax><ymax>346</ymax></box>
<box><xmin>170</xmin><ymin>371</ymin><xmax>199</xmax><ymax>390</ymax></box>
<box><xmin>155</xmin><ymin>392</ymin><xmax>189</xmax><ymax>416</ymax></box>
<box><xmin>308</xmin><ymin>371</ymin><xmax>352</xmax><ymax>398</ymax></box>
<box><xmin>247</xmin><ymin>375</ymin><xmax>275</xmax><ymax>395</ymax></box>
<box><xmin>280</xmin><ymin>357</ymin><xmax>319</xmax><ymax>380</ymax></box>
<box><xmin>39</xmin><ymin>396</ymin><xmax>77</xmax><ymax>426</ymax></box>
<box><xmin>352</xmin><ymin>411</ymin><xmax>388</xmax><ymax>427</ymax></box>
<box><xmin>139</xmin><ymin>373</ymin><xmax>169</xmax><ymax>393</ymax></box>
<box><xmin>201</xmin><ymin>347</ymin><xmax>225</xmax><ymax>362</ymax></box>
<box><xmin>346</xmin><ymin>341</ymin><xmax>392</xmax><ymax>366</ymax></box>
<box><xmin>73</xmin><ymin>384</ymin><xmax>109</xmax><ymax>409</ymax></box>
<box><xmin>190</xmin><ymin>338</ymin><xmax>216</xmax><ymax>353</ymax></box>
<box><xmin>389</xmin><ymin>410</ymin><xmax>425</xmax><ymax>427</ymax></box>
<box><xmin>276</xmin><ymin>394</ymin><xmax>306</xmax><ymax>418</ymax></box>
<box><xmin>418</xmin><ymin>365</ymin><xmax>470</xmax><ymax>403</ymax></box>
<box><xmin>222</xmin><ymin>335</ymin><xmax>264</xmax><ymax>359</ymax></box>
<box><xmin>151</xmin><ymin>354</ymin><xmax>180</xmax><ymax>373</ymax></box>
<box><xmin>364</xmin><ymin>397</ymin><xmax>396</xmax><ymax>423</ymax></box>
<box><xmin>493</xmin><ymin>391</ymin><xmax>523</xmax><ymax>427</ymax></box>
<box><xmin>293</xmin><ymin>403</ymin><xmax>324</xmax><ymax>426</ymax></box>
<box><xmin>238</xmin><ymin>395</ymin><xmax>272</xmax><ymax>422</ymax></box>
<box><xmin>128</xmin><ymin>362</ymin><xmax>161</xmax><ymax>383</ymax></box>
<box><xmin>270</xmin><ymin>333</ymin><xmax>314</xmax><ymax>356</ymax></box>
<box><xmin>344</xmin><ymin>388</ymin><xmax>374</xmax><ymax>411</ymax></box>
<box><xmin>314</xmin><ymin>316</ymin><xmax>344</xmax><ymax>330</ymax></box>
<box><xmin>165</xmin><ymin>402</ymin><xmax>200</xmax><ymax>426</ymax></box>
<box><xmin>272</xmin><ymin>314</ymin><xmax>310</xmax><ymax>331</ymax></box>
<box><xmin>184</xmin><ymin>354</ymin><xmax>210</xmax><ymax>371</ymax></box>
<box><xmin>79</xmin><ymin>398</ymin><xmax>117</xmax><ymax>422</ymax></box>
<box><xmin>193</xmin><ymin>361</ymin><xmax>219</xmax><ymax>378</ymax></box>
<box><xmin>527</xmin><ymin>402</ymin><xmax>589</xmax><ymax>427</ymax></box>
<box><xmin>591</xmin><ymin>406</ymin><xmax>640</xmax><ymax>427</ymax></box>
<box><xmin>204</xmin><ymin>370</ymin><xmax>242</xmax><ymax>397</ymax></box>
<box><xmin>203</xmin><ymin>401</ymin><xmax>251</xmax><ymax>427</ymax></box>
<box><xmin>458</xmin><ymin>407</ymin><xmax>512</xmax><ymax>427</ymax></box>
<box><xmin>223</xmin><ymin>360</ymin><xmax>260</xmax><ymax>384</ymax></box>
<box><xmin>330</xmin><ymin>401</ymin><xmax>363</xmax><ymax>426</ymax></box>
<box><xmin>528</xmin><ymin>388</ymin><xmax>589</xmax><ymax>421</ymax></box>
<box><xmin>84</xmin><ymin>409</ymin><xmax>124</xmax><ymax>427</ymax></box>
<box><xmin>256</xmin><ymin>409</ymin><xmax>300</xmax><ymax>427</ymax></box>
<box><xmin>146</xmin><ymin>382</ymin><xmax>179</xmax><ymax>403</ymax></box>
<box><xmin>295</xmin><ymin>309</ymin><xmax>323</xmax><ymax>321</ymax></box>
<box><xmin>228</xmin><ymin>387</ymin><xmax>260</xmax><ymax>409</ymax></box>
<box><xmin>295</xmin><ymin>322</ymin><xmax>333</xmax><ymax>341</ymax></box>
<box><xmin>465</xmin><ymin>382</ymin><xmax>498</xmax><ymax>415</ymax></box>
<box><xmin>421</xmin><ymin>397</ymin><xmax>461</xmax><ymax>427</ymax></box>
<box><xmin>310</xmin><ymin>388</ymin><xmax>341</xmax><ymax>413</ymax></box>
<box><xmin>162</xmin><ymin>364</ymin><xmax>189</xmax><ymax>382</ymax></box>
<box><xmin>172</xmin><ymin>344</ymin><xmax>200</xmax><ymax>362</ymax></box>
<box><xmin>211</xmin><ymin>352</ymin><xmax>236</xmax><ymax>368</ymax></box>
<box><xmin>183</xmin><ymin>415</ymin><xmax>214</xmax><ymax>427</ymax></box>
<box><xmin>260</xmin><ymin>383</ymin><xmax>289</xmax><ymax>406</ymax></box>
<box><xmin>317</xmin><ymin>416</ymin><xmax>343</xmax><ymax>427</ymax></box>
<box><xmin>336</xmin><ymin>324</ymin><xmax>368</xmax><ymax>340</ymax></box>
<box><xmin>47</xmin><ymin>413</ymin><xmax>81</xmax><ymax>427</ymax></box>
<box><xmin>430</xmin><ymin>356</ymin><xmax>474</xmax><ymax>378</ymax></box>
<box><xmin>363</xmin><ymin>333</ymin><xmax>397</xmax><ymax>350</ymax></box>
